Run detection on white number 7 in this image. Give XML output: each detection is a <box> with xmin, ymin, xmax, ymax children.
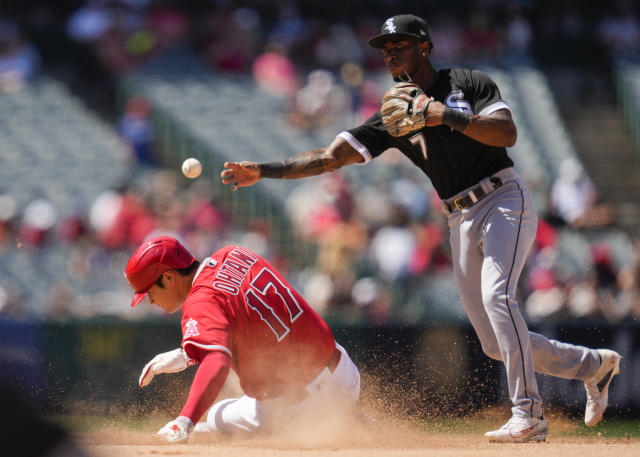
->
<box><xmin>409</xmin><ymin>133</ymin><xmax>428</xmax><ymax>160</ymax></box>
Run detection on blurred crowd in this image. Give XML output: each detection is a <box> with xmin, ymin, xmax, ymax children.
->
<box><xmin>1</xmin><ymin>0</ymin><xmax>640</xmax><ymax>325</ymax></box>
<box><xmin>2</xmin><ymin>113</ymin><xmax>636</xmax><ymax>326</ymax></box>
<box><xmin>2</xmin><ymin>0</ymin><xmax>639</xmax><ymax>92</ymax></box>
<box><xmin>0</xmin><ymin>169</ymin><xmax>291</xmax><ymax>320</ymax></box>
<box><xmin>281</xmin><ymin>153</ymin><xmax>640</xmax><ymax>325</ymax></box>
<box><xmin>0</xmin><ymin>19</ymin><xmax>40</xmax><ymax>92</ymax></box>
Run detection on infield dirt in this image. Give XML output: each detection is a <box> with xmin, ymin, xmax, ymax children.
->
<box><xmin>75</xmin><ymin>408</ymin><xmax>640</xmax><ymax>457</ymax></box>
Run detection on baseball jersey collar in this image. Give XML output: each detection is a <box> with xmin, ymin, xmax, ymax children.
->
<box><xmin>192</xmin><ymin>257</ymin><xmax>210</xmax><ymax>284</ymax></box>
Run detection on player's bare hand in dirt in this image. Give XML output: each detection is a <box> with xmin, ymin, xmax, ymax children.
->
<box><xmin>156</xmin><ymin>416</ymin><xmax>194</xmax><ymax>444</ymax></box>
<box><xmin>221</xmin><ymin>161</ymin><xmax>261</xmax><ymax>190</ymax></box>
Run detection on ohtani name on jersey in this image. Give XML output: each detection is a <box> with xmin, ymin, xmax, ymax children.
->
<box><xmin>212</xmin><ymin>247</ymin><xmax>258</xmax><ymax>295</ymax></box>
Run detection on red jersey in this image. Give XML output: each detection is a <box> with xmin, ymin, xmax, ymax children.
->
<box><xmin>180</xmin><ymin>246</ymin><xmax>335</xmax><ymax>400</ymax></box>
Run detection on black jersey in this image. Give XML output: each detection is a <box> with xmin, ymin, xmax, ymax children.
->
<box><xmin>343</xmin><ymin>68</ymin><xmax>514</xmax><ymax>199</ymax></box>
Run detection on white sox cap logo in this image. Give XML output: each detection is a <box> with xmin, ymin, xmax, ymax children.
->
<box><xmin>384</xmin><ymin>18</ymin><xmax>396</xmax><ymax>33</ymax></box>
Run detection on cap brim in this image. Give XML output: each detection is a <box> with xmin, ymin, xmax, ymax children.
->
<box><xmin>130</xmin><ymin>291</ymin><xmax>148</xmax><ymax>307</ymax></box>
<box><xmin>368</xmin><ymin>32</ymin><xmax>422</xmax><ymax>48</ymax></box>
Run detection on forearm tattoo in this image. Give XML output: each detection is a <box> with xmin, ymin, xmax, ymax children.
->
<box><xmin>260</xmin><ymin>149</ymin><xmax>340</xmax><ymax>179</ymax></box>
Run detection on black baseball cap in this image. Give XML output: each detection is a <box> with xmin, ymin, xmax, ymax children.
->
<box><xmin>368</xmin><ymin>14</ymin><xmax>432</xmax><ymax>49</ymax></box>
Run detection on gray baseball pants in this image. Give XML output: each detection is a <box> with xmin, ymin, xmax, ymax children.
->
<box><xmin>444</xmin><ymin>167</ymin><xmax>600</xmax><ymax>419</ymax></box>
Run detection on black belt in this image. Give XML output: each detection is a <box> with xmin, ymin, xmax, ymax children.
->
<box><xmin>444</xmin><ymin>177</ymin><xmax>502</xmax><ymax>213</ymax></box>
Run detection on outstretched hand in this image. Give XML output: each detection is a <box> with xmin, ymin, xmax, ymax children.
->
<box><xmin>156</xmin><ymin>416</ymin><xmax>194</xmax><ymax>444</ymax></box>
<box><xmin>220</xmin><ymin>161</ymin><xmax>261</xmax><ymax>191</ymax></box>
<box><xmin>139</xmin><ymin>348</ymin><xmax>194</xmax><ymax>387</ymax></box>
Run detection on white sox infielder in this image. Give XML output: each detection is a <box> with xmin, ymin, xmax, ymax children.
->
<box><xmin>220</xmin><ymin>14</ymin><xmax>622</xmax><ymax>442</ymax></box>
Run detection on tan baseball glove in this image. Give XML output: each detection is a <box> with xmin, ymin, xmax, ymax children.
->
<box><xmin>381</xmin><ymin>82</ymin><xmax>434</xmax><ymax>137</ymax></box>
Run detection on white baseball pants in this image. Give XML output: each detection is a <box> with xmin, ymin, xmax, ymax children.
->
<box><xmin>204</xmin><ymin>343</ymin><xmax>360</xmax><ymax>433</ymax></box>
<box><xmin>446</xmin><ymin>167</ymin><xmax>600</xmax><ymax>419</ymax></box>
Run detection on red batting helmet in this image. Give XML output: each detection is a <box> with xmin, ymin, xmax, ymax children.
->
<box><xmin>125</xmin><ymin>236</ymin><xmax>196</xmax><ymax>307</ymax></box>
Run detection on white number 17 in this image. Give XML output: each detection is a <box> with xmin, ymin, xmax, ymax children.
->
<box><xmin>409</xmin><ymin>133</ymin><xmax>428</xmax><ymax>160</ymax></box>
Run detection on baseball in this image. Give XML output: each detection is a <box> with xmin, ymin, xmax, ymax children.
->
<box><xmin>182</xmin><ymin>158</ymin><xmax>202</xmax><ymax>179</ymax></box>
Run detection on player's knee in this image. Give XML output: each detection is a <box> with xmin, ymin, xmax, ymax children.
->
<box><xmin>482</xmin><ymin>290</ymin><xmax>503</xmax><ymax>307</ymax></box>
<box><xmin>483</xmin><ymin>290</ymin><xmax>519</xmax><ymax>310</ymax></box>
<box><xmin>481</xmin><ymin>344</ymin><xmax>503</xmax><ymax>361</ymax></box>
<box><xmin>207</xmin><ymin>397</ymin><xmax>268</xmax><ymax>433</ymax></box>
<box><xmin>473</xmin><ymin>330</ymin><xmax>502</xmax><ymax>361</ymax></box>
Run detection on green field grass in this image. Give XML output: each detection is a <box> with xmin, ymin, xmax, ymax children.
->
<box><xmin>416</xmin><ymin>416</ymin><xmax>640</xmax><ymax>438</ymax></box>
<box><xmin>569</xmin><ymin>420</ymin><xmax>640</xmax><ymax>438</ymax></box>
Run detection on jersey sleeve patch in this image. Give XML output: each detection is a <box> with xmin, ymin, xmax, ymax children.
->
<box><xmin>337</xmin><ymin>131</ymin><xmax>372</xmax><ymax>164</ymax></box>
<box><xmin>181</xmin><ymin>294</ymin><xmax>232</xmax><ymax>362</ymax></box>
<box><xmin>184</xmin><ymin>318</ymin><xmax>200</xmax><ymax>338</ymax></box>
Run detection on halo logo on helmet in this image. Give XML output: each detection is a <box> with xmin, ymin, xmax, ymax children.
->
<box><xmin>125</xmin><ymin>236</ymin><xmax>195</xmax><ymax>307</ymax></box>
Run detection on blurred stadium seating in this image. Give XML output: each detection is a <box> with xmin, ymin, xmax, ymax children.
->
<box><xmin>1</xmin><ymin>1</ymin><xmax>639</xmax><ymax>421</ymax></box>
<box><xmin>0</xmin><ymin>59</ymin><xmax>636</xmax><ymax>325</ymax></box>
<box><xmin>118</xmin><ymin>51</ymin><xmax>636</xmax><ymax>323</ymax></box>
<box><xmin>0</xmin><ymin>78</ymin><xmax>128</xmax><ymax>209</ymax></box>
<box><xmin>0</xmin><ymin>77</ymin><xmax>134</xmax><ymax>317</ymax></box>
<box><xmin>617</xmin><ymin>62</ymin><xmax>640</xmax><ymax>160</ymax></box>
<box><xmin>0</xmin><ymin>2</ymin><xmax>637</xmax><ymax>327</ymax></box>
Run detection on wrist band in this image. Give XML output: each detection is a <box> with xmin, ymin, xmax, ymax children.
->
<box><xmin>260</xmin><ymin>162</ymin><xmax>284</xmax><ymax>179</ymax></box>
<box><xmin>442</xmin><ymin>107</ymin><xmax>470</xmax><ymax>132</ymax></box>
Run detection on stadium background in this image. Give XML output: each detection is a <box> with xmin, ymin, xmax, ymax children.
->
<box><xmin>0</xmin><ymin>0</ymin><xmax>639</xmax><ymax>432</ymax></box>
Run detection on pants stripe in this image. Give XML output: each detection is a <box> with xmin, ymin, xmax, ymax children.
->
<box><xmin>503</xmin><ymin>182</ymin><xmax>531</xmax><ymax>416</ymax></box>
